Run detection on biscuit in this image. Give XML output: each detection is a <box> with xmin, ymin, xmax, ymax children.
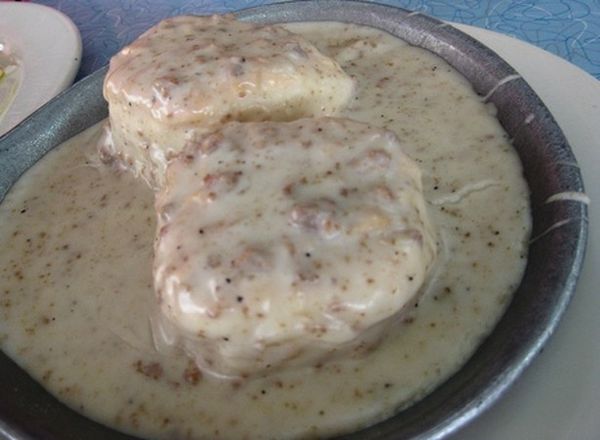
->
<box><xmin>101</xmin><ymin>15</ymin><xmax>355</xmax><ymax>188</ymax></box>
<box><xmin>153</xmin><ymin>118</ymin><xmax>437</xmax><ymax>377</ymax></box>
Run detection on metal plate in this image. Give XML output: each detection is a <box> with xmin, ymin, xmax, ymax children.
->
<box><xmin>0</xmin><ymin>1</ymin><xmax>587</xmax><ymax>439</ymax></box>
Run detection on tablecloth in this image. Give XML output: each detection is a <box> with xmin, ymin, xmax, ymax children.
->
<box><xmin>32</xmin><ymin>0</ymin><xmax>600</xmax><ymax>81</ymax></box>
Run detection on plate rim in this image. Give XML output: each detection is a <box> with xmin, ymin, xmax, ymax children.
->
<box><xmin>0</xmin><ymin>1</ymin><xmax>82</xmax><ymax>136</ymax></box>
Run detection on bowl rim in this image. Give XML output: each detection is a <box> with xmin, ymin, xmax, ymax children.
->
<box><xmin>0</xmin><ymin>1</ymin><xmax>588</xmax><ymax>440</ymax></box>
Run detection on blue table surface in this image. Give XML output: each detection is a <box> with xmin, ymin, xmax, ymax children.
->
<box><xmin>35</xmin><ymin>0</ymin><xmax>600</xmax><ymax>81</ymax></box>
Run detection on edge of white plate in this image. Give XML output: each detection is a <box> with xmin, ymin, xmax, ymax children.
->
<box><xmin>0</xmin><ymin>2</ymin><xmax>82</xmax><ymax>136</ymax></box>
<box><xmin>452</xmin><ymin>23</ymin><xmax>599</xmax><ymax>440</ymax></box>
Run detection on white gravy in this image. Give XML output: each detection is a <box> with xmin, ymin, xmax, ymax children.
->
<box><xmin>0</xmin><ymin>22</ymin><xmax>530</xmax><ymax>439</ymax></box>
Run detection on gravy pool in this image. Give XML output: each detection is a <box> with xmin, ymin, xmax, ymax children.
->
<box><xmin>0</xmin><ymin>22</ymin><xmax>530</xmax><ymax>439</ymax></box>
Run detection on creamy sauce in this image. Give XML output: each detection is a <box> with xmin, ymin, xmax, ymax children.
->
<box><xmin>0</xmin><ymin>22</ymin><xmax>530</xmax><ymax>439</ymax></box>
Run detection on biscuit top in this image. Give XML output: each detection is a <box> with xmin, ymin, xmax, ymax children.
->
<box><xmin>104</xmin><ymin>15</ymin><xmax>354</xmax><ymax>126</ymax></box>
<box><xmin>154</xmin><ymin>118</ymin><xmax>437</xmax><ymax>376</ymax></box>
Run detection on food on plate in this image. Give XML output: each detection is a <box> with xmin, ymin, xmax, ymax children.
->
<box><xmin>0</xmin><ymin>42</ymin><xmax>20</xmax><ymax>126</ymax></box>
<box><xmin>153</xmin><ymin>118</ymin><xmax>437</xmax><ymax>377</ymax></box>
<box><xmin>101</xmin><ymin>15</ymin><xmax>355</xmax><ymax>189</ymax></box>
<box><xmin>0</xmin><ymin>17</ymin><xmax>530</xmax><ymax>440</ymax></box>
